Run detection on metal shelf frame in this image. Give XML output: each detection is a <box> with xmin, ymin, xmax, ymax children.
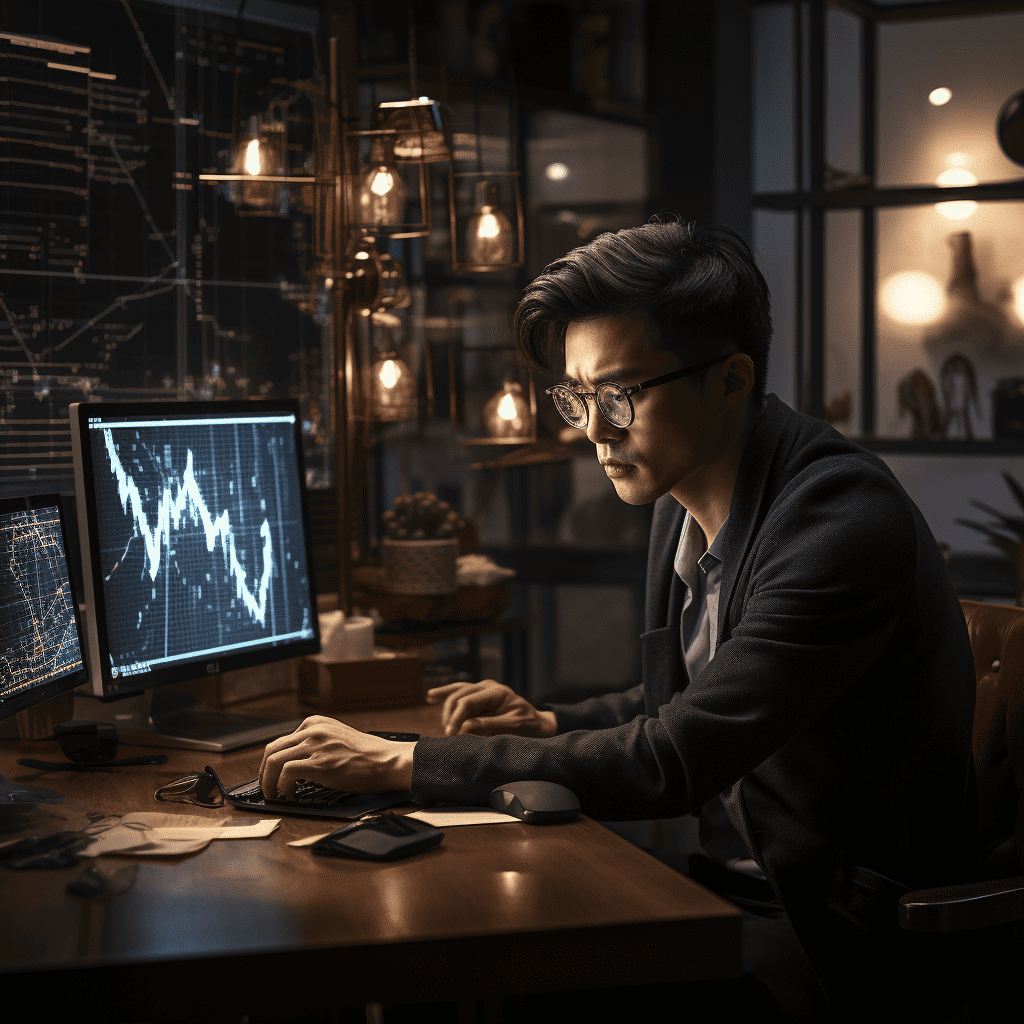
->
<box><xmin>753</xmin><ymin>0</ymin><xmax>1024</xmax><ymax>438</ymax></box>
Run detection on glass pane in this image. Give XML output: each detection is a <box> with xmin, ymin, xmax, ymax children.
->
<box><xmin>754</xmin><ymin>210</ymin><xmax>797</xmax><ymax>409</ymax></box>
<box><xmin>525</xmin><ymin>110</ymin><xmax>647</xmax><ymax>276</ymax></box>
<box><xmin>825</xmin><ymin>210</ymin><xmax>861</xmax><ymax>437</ymax></box>
<box><xmin>753</xmin><ymin>3</ymin><xmax>795</xmax><ymax>193</ymax></box>
<box><xmin>878</xmin><ymin>12</ymin><xmax>1024</xmax><ymax>187</ymax></box>
<box><xmin>826</xmin><ymin>8</ymin><xmax>861</xmax><ymax>180</ymax></box>
<box><xmin>876</xmin><ymin>202</ymin><xmax>1024</xmax><ymax>440</ymax></box>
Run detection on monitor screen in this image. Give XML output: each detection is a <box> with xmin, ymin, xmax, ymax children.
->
<box><xmin>0</xmin><ymin>494</ymin><xmax>89</xmax><ymax>720</ymax></box>
<box><xmin>70</xmin><ymin>400</ymin><xmax>319</xmax><ymax>698</ymax></box>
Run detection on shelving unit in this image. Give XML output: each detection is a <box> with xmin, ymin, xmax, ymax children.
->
<box><xmin>752</xmin><ymin>0</ymin><xmax>1024</xmax><ymax>442</ymax></box>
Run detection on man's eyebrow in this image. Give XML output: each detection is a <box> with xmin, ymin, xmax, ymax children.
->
<box><xmin>563</xmin><ymin>367</ymin><xmax>648</xmax><ymax>387</ymax></box>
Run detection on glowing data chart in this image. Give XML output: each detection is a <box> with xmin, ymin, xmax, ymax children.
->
<box><xmin>0</xmin><ymin>506</ymin><xmax>84</xmax><ymax>694</ymax></box>
<box><xmin>87</xmin><ymin>415</ymin><xmax>314</xmax><ymax>678</ymax></box>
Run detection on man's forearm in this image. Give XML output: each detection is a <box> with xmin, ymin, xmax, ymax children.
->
<box><xmin>387</xmin><ymin>741</ymin><xmax>417</xmax><ymax>791</ymax></box>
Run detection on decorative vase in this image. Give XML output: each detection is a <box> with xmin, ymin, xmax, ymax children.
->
<box><xmin>381</xmin><ymin>537</ymin><xmax>458</xmax><ymax>596</ymax></box>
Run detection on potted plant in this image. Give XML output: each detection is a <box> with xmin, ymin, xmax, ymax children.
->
<box><xmin>955</xmin><ymin>472</ymin><xmax>1024</xmax><ymax>605</ymax></box>
<box><xmin>380</xmin><ymin>492</ymin><xmax>463</xmax><ymax>596</ymax></box>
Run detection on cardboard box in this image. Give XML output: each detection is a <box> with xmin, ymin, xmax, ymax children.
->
<box><xmin>297</xmin><ymin>647</ymin><xmax>425</xmax><ymax>713</ymax></box>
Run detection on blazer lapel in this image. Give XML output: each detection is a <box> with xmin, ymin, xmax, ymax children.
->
<box><xmin>716</xmin><ymin>395</ymin><xmax>791</xmax><ymax>642</ymax></box>
<box><xmin>642</xmin><ymin>495</ymin><xmax>688</xmax><ymax>715</ymax></box>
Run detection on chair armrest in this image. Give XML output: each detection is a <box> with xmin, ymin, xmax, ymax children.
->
<box><xmin>898</xmin><ymin>876</ymin><xmax>1024</xmax><ymax>932</ymax></box>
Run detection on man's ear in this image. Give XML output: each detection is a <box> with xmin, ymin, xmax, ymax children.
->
<box><xmin>721</xmin><ymin>354</ymin><xmax>754</xmax><ymax>408</ymax></box>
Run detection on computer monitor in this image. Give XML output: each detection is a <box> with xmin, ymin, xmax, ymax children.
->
<box><xmin>0</xmin><ymin>493</ymin><xmax>89</xmax><ymax>722</ymax></box>
<box><xmin>69</xmin><ymin>399</ymin><xmax>320</xmax><ymax>750</ymax></box>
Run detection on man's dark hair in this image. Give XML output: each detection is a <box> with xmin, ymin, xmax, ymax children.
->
<box><xmin>514</xmin><ymin>219</ymin><xmax>772</xmax><ymax>405</ymax></box>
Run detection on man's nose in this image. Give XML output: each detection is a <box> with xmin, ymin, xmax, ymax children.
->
<box><xmin>585</xmin><ymin>398</ymin><xmax>624</xmax><ymax>444</ymax></box>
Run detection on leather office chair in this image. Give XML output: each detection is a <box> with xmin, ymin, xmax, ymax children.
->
<box><xmin>896</xmin><ymin>599</ymin><xmax>1024</xmax><ymax>1016</ymax></box>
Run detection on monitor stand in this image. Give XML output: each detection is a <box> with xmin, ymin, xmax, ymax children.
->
<box><xmin>73</xmin><ymin>679</ymin><xmax>303</xmax><ymax>753</ymax></box>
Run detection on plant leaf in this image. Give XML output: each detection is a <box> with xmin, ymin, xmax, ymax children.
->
<box><xmin>953</xmin><ymin>518</ymin><xmax>1019</xmax><ymax>550</ymax></box>
<box><xmin>1002</xmin><ymin>472</ymin><xmax>1024</xmax><ymax>514</ymax></box>
<box><xmin>966</xmin><ymin>499</ymin><xmax>1024</xmax><ymax>535</ymax></box>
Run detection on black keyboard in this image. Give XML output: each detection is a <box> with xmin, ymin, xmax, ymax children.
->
<box><xmin>231</xmin><ymin>778</ymin><xmax>353</xmax><ymax>808</ymax></box>
<box><xmin>203</xmin><ymin>765</ymin><xmax>417</xmax><ymax>821</ymax></box>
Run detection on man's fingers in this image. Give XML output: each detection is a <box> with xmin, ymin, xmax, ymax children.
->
<box><xmin>260</xmin><ymin>738</ymin><xmax>313</xmax><ymax>798</ymax></box>
<box><xmin>443</xmin><ymin>690</ymin><xmax>503</xmax><ymax>734</ymax></box>
<box><xmin>458</xmin><ymin>711</ymin><xmax>523</xmax><ymax>736</ymax></box>
<box><xmin>275</xmin><ymin>758</ymin><xmax>318</xmax><ymax>800</ymax></box>
<box><xmin>425</xmin><ymin>682</ymin><xmax>476</xmax><ymax>703</ymax></box>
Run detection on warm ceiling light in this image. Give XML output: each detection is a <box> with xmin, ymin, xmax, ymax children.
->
<box><xmin>935</xmin><ymin>166</ymin><xmax>978</xmax><ymax>220</ymax></box>
<box><xmin>880</xmin><ymin>271</ymin><xmax>945</xmax><ymax>326</ymax></box>
<box><xmin>244</xmin><ymin>138</ymin><xmax>261</xmax><ymax>176</ymax></box>
<box><xmin>929</xmin><ymin>87</ymin><xmax>952</xmax><ymax>106</ymax></box>
<box><xmin>1013</xmin><ymin>276</ymin><xmax>1024</xmax><ymax>324</ymax></box>
<box><xmin>936</xmin><ymin>168</ymin><xmax>977</xmax><ymax>187</ymax></box>
<box><xmin>545</xmin><ymin>162</ymin><xmax>570</xmax><ymax>181</ymax></box>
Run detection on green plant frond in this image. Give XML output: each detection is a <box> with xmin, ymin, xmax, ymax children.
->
<box><xmin>1001</xmin><ymin>472</ymin><xmax>1024</xmax><ymax>513</ymax></box>
<box><xmin>966</xmin><ymin>499</ymin><xmax>1024</xmax><ymax>535</ymax></box>
<box><xmin>953</xmin><ymin>518</ymin><xmax>1020</xmax><ymax>552</ymax></box>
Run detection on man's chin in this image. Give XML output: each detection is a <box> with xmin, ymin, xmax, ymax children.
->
<box><xmin>609</xmin><ymin>474</ymin><xmax>661</xmax><ymax>506</ymax></box>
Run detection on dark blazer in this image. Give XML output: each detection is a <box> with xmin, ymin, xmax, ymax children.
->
<box><xmin>412</xmin><ymin>394</ymin><xmax>976</xmax><ymax>1013</ymax></box>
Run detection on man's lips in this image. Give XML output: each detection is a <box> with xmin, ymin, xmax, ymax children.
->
<box><xmin>600</xmin><ymin>458</ymin><xmax>634</xmax><ymax>478</ymax></box>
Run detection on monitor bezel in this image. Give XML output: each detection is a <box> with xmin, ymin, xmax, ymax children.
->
<box><xmin>0</xmin><ymin>492</ymin><xmax>90</xmax><ymax>721</ymax></box>
<box><xmin>70</xmin><ymin>398</ymin><xmax>321</xmax><ymax>698</ymax></box>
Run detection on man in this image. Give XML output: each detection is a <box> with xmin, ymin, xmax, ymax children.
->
<box><xmin>261</xmin><ymin>221</ymin><xmax>976</xmax><ymax>1020</ymax></box>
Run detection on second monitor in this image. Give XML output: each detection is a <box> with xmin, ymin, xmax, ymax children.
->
<box><xmin>70</xmin><ymin>399</ymin><xmax>320</xmax><ymax>750</ymax></box>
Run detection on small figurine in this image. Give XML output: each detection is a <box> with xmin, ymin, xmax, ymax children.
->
<box><xmin>897</xmin><ymin>369</ymin><xmax>945</xmax><ymax>440</ymax></box>
<box><xmin>939</xmin><ymin>353</ymin><xmax>979</xmax><ymax>441</ymax></box>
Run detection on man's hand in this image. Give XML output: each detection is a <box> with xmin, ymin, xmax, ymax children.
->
<box><xmin>425</xmin><ymin>679</ymin><xmax>557</xmax><ymax>738</ymax></box>
<box><xmin>259</xmin><ymin>717</ymin><xmax>415</xmax><ymax>800</ymax></box>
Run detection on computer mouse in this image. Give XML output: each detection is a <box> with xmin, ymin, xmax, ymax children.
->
<box><xmin>489</xmin><ymin>780</ymin><xmax>580</xmax><ymax>824</ymax></box>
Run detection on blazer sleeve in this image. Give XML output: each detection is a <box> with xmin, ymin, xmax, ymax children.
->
<box><xmin>539</xmin><ymin>683</ymin><xmax>646</xmax><ymax>733</ymax></box>
<box><xmin>411</xmin><ymin>463</ymin><xmax>918</xmax><ymax>819</ymax></box>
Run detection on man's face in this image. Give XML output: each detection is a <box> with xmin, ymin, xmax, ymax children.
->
<box><xmin>563</xmin><ymin>313</ymin><xmax>729</xmax><ymax>506</ymax></box>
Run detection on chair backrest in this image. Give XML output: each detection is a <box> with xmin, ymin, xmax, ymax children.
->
<box><xmin>959</xmin><ymin>600</ymin><xmax>1024</xmax><ymax>877</ymax></box>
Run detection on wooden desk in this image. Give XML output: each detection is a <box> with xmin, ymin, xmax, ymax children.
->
<box><xmin>0</xmin><ymin>698</ymin><xmax>740</xmax><ymax>1022</ymax></box>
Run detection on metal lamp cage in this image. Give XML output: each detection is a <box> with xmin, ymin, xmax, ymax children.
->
<box><xmin>343</xmin><ymin>127</ymin><xmax>432</xmax><ymax>239</ymax></box>
<box><xmin>448</xmin><ymin>168</ymin><xmax>525</xmax><ymax>272</ymax></box>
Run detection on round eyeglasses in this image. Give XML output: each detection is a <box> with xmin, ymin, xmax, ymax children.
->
<box><xmin>546</xmin><ymin>355</ymin><xmax>730</xmax><ymax>429</ymax></box>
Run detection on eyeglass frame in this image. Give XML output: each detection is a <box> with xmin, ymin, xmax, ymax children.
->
<box><xmin>545</xmin><ymin>354</ymin><xmax>732</xmax><ymax>429</ymax></box>
<box><xmin>153</xmin><ymin>772</ymin><xmax>224</xmax><ymax>807</ymax></box>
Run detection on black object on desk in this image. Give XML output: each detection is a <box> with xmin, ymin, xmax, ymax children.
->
<box><xmin>15</xmin><ymin>720</ymin><xmax>168</xmax><ymax>771</ymax></box>
<box><xmin>490</xmin><ymin>780</ymin><xmax>580</xmax><ymax>823</ymax></box>
<box><xmin>312</xmin><ymin>812</ymin><xmax>443</xmax><ymax>861</ymax></box>
<box><xmin>204</xmin><ymin>764</ymin><xmax>416</xmax><ymax>821</ymax></box>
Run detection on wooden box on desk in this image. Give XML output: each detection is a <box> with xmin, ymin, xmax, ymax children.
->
<box><xmin>297</xmin><ymin>648</ymin><xmax>425</xmax><ymax>713</ymax></box>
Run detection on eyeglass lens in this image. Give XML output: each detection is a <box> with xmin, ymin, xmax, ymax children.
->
<box><xmin>551</xmin><ymin>384</ymin><xmax>631</xmax><ymax>428</ymax></box>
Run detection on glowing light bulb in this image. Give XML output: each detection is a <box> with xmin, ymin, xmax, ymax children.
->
<box><xmin>466</xmin><ymin>180</ymin><xmax>514</xmax><ymax>268</ymax></box>
<box><xmin>370</xmin><ymin>354</ymin><xmax>415</xmax><ymax>422</ymax></box>
<box><xmin>929</xmin><ymin>87</ymin><xmax>952</xmax><ymax>106</ymax></box>
<box><xmin>370</xmin><ymin>168</ymin><xmax>395</xmax><ymax>196</ymax></box>
<box><xmin>1013</xmin><ymin>276</ymin><xmax>1024</xmax><ymax>324</ymax></box>
<box><xmin>483</xmin><ymin>382</ymin><xmax>531</xmax><ymax>439</ymax></box>
<box><xmin>477</xmin><ymin>212</ymin><xmax>501</xmax><ymax>239</ymax></box>
<box><xmin>545</xmin><ymin>162</ymin><xmax>570</xmax><ymax>181</ymax></box>
<box><xmin>880</xmin><ymin>271</ymin><xmax>946</xmax><ymax>326</ymax></box>
<box><xmin>935</xmin><ymin>166</ymin><xmax>978</xmax><ymax>220</ymax></box>
<box><xmin>244</xmin><ymin>138</ymin><xmax>261</xmax><ymax>175</ymax></box>
<box><xmin>497</xmin><ymin>392</ymin><xmax>518</xmax><ymax>420</ymax></box>
<box><xmin>358</xmin><ymin>139</ymin><xmax>407</xmax><ymax>226</ymax></box>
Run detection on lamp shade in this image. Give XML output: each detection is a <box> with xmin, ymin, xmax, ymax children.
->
<box><xmin>380</xmin><ymin>98</ymin><xmax>451</xmax><ymax>163</ymax></box>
